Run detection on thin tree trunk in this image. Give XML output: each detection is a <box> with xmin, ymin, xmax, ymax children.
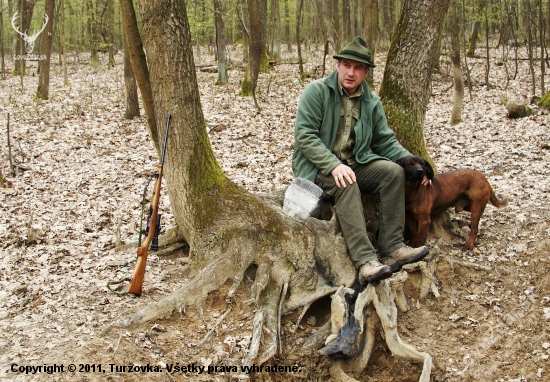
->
<box><xmin>107</xmin><ymin>0</ymin><xmax>115</xmax><ymax>68</ymax></box>
<box><xmin>467</xmin><ymin>1</ymin><xmax>482</xmax><ymax>56</ymax></box>
<box><xmin>123</xmin><ymin>41</ymin><xmax>139</xmax><ymax>119</ymax></box>
<box><xmin>270</xmin><ymin>0</ymin><xmax>281</xmax><ymax>62</ymax></box>
<box><xmin>539</xmin><ymin>0</ymin><xmax>545</xmax><ymax>95</ymax></box>
<box><xmin>526</xmin><ymin>0</ymin><xmax>536</xmax><ymax>98</ymax></box>
<box><xmin>449</xmin><ymin>0</ymin><xmax>464</xmax><ymax>124</ymax></box>
<box><xmin>296</xmin><ymin>0</ymin><xmax>304</xmax><ymax>79</ymax></box>
<box><xmin>484</xmin><ymin>0</ymin><xmax>490</xmax><ymax>89</ymax></box>
<box><xmin>332</xmin><ymin>0</ymin><xmax>340</xmax><ymax>51</ymax></box>
<box><xmin>364</xmin><ymin>0</ymin><xmax>379</xmax><ymax>86</ymax></box>
<box><xmin>0</xmin><ymin>5</ymin><xmax>4</xmax><ymax>79</ymax></box>
<box><xmin>60</xmin><ymin>0</ymin><xmax>68</xmax><ymax>86</ymax></box>
<box><xmin>36</xmin><ymin>0</ymin><xmax>55</xmax><ymax>100</ymax></box>
<box><xmin>13</xmin><ymin>0</ymin><xmax>38</xmax><ymax>75</ymax></box>
<box><xmin>342</xmin><ymin>0</ymin><xmax>351</xmax><ymax>43</ymax></box>
<box><xmin>381</xmin><ymin>0</ymin><xmax>391</xmax><ymax>40</ymax></box>
<box><xmin>213</xmin><ymin>0</ymin><xmax>228</xmax><ymax>85</ymax></box>
<box><xmin>284</xmin><ymin>0</ymin><xmax>291</xmax><ymax>52</ymax></box>
<box><xmin>119</xmin><ymin>0</ymin><xmax>160</xmax><ymax>154</ymax></box>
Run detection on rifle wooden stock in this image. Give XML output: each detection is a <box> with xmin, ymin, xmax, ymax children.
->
<box><xmin>127</xmin><ymin>163</ymin><xmax>163</xmax><ymax>295</ymax></box>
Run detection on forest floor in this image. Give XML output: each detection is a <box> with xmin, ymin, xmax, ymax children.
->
<box><xmin>1</xmin><ymin>45</ymin><xmax>549</xmax><ymax>382</ymax></box>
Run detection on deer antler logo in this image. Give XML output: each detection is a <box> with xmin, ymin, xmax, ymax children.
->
<box><xmin>11</xmin><ymin>11</ymin><xmax>49</xmax><ymax>54</ymax></box>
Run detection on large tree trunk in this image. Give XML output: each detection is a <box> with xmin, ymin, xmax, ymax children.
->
<box><xmin>35</xmin><ymin>0</ymin><xmax>55</xmax><ymax>100</ymax></box>
<box><xmin>379</xmin><ymin>0</ymin><xmax>451</xmax><ymax>161</ymax></box>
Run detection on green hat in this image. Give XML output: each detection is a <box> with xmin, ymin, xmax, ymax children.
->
<box><xmin>333</xmin><ymin>36</ymin><xmax>376</xmax><ymax>68</ymax></box>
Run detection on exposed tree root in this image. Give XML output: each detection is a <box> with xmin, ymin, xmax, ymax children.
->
<box><xmin>322</xmin><ymin>265</ymin><xmax>435</xmax><ymax>382</ymax></box>
<box><xmin>105</xmin><ymin>192</ymin><xmax>437</xmax><ymax>381</ymax></box>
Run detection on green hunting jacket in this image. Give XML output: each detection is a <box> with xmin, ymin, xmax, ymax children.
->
<box><xmin>292</xmin><ymin>70</ymin><xmax>410</xmax><ymax>183</ymax></box>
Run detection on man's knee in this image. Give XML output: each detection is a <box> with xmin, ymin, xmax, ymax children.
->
<box><xmin>379</xmin><ymin>161</ymin><xmax>405</xmax><ymax>185</ymax></box>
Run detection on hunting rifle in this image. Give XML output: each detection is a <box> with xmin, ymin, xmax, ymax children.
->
<box><xmin>108</xmin><ymin>114</ymin><xmax>171</xmax><ymax>296</ymax></box>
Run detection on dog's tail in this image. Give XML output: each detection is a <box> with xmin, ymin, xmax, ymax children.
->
<box><xmin>490</xmin><ymin>190</ymin><xmax>508</xmax><ymax>208</ymax></box>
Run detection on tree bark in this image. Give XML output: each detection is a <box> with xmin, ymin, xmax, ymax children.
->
<box><xmin>119</xmin><ymin>0</ymin><xmax>160</xmax><ymax>154</ymax></box>
<box><xmin>296</xmin><ymin>0</ymin><xmax>304</xmax><ymax>79</ymax></box>
<box><xmin>284</xmin><ymin>0</ymin><xmax>292</xmax><ymax>52</ymax></box>
<box><xmin>123</xmin><ymin>42</ymin><xmax>139</xmax><ymax>119</ymax></box>
<box><xmin>364</xmin><ymin>0</ymin><xmax>379</xmax><ymax>86</ymax></box>
<box><xmin>332</xmin><ymin>0</ymin><xmax>340</xmax><ymax>51</ymax></box>
<box><xmin>379</xmin><ymin>0</ymin><xmax>451</xmax><ymax>161</ymax></box>
<box><xmin>35</xmin><ymin>0</ymin><xmax>55</xmax><ymax>100</ymax></box>
<box><xmin>342</xmin><ymin>0</ymin><xmax>351</xmax><ymax>43</ymax></box>
<box><xmin>269</xmin><ymin>0</ymin><xmax>281</xmax><ymax>62</ymax></box>
<box><xmin>13</xmin><ymin>0</ymin><xmax>38</xmax><ymax>75</ymax></box>
<box><xmin>0</xmin><ymin>5</ymin><xmax>4</xmax><ymax>79</ymax></box>
<box><xmin>467</xmin><ymin>1</ymin><xmax>483</xmax><ymax>56</ymax></box>
<box><xmin>107</xmin><ymin>0</ymin><xmax>115</xmax><ymax>68</ymax></box>
<box><xmin>449</xmin><ymin>0</ymin><xmax>463</xmax><ymax>125</ymax></box>
<box><xmin>241</xmin><ymin>0</ymin><xmax>264</xmax><ymax>109</ymax></box>
<box><xmin>60</xmin><ymin>0</ymin><xmax>68</xmax><ymax>86</ymax></box>
<box><xmin>213</xmin><ymin>0</ymin><xmax>228</xmax><ymax>85</ymax></box>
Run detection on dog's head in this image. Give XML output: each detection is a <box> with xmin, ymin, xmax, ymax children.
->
<box><xmin>396</xmin><ymin>155</ymin><xmax>434</xmax><ymax>181</ymax></box>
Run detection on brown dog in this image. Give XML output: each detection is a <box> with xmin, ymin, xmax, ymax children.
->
<box><xmin>396</xmin><ymin>155</ymin><xmax>508</xmax><ymax>250</ymax></box>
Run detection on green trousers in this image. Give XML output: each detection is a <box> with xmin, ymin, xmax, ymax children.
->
<box><xmin>315</xmin><ymin>160</ymin><xmax>406</xmax><ymax>268</ymax></box>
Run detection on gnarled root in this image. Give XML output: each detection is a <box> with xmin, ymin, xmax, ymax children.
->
<box><xmin>322</xmin><ymin>263</ymin><xmax>436</xmax><ymax>382</ymax></box>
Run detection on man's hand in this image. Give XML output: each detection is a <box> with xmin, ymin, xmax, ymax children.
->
<box><xmin>331</xmin><ymin>164</ymin><xmax>356</xmax><ymax>188</ymax></box>
<box><xmin>421</xmin><ymin>175</ymin><xmax>432</xmax><ymax>187</ymax></box>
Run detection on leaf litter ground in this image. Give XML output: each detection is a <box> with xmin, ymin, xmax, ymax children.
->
<box><xmin>0</xmin><ymin>47</ymin><xmax>549</xmax><ymax>381</ymax></box>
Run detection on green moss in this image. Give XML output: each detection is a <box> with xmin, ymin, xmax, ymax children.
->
<box><xmin>239</xmin><ymin>66</ymin><xmax>253</xmax><ymax>96</ymax></box>
<box><xmin>380</xmin><ymin>80</ymin><xmax>436</xmax><ymax>171</ymax></box>
<box><xmin>538</xmin><ymin>90</ymin><xmax>550</xmax><ymax>108</ymax></box>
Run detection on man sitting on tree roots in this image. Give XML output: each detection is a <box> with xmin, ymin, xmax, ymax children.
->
<box><xmin>292</xmin><ymin>36</ymin><xmax>431</xmax><ymax>284</ymax></box>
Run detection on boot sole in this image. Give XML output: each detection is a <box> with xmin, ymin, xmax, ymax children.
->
<box><xmin>386</xmin><ymin>247</ymin><xmax>429</xmax><ymax>273</ymax></box>
<box><xmin>359</xmin><ymin>265</ymin><xmax>393</xmax><ymax>285</ymax></box>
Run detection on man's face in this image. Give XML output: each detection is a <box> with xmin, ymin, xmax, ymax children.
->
<box><xmin>337</xmin><ymin>59</ymin><xmax>369</xmax><ymax>94</ymax></box>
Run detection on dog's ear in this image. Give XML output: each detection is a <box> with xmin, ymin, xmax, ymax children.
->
<box><xmin>422</xmin><ymin>158</ymin><xmax>435</xmax><ymax>180</ymax></box>
<box><xmin>396</xmin><ymin>156</ymin><xmax>407</xmax><ymax>168</ymax></box>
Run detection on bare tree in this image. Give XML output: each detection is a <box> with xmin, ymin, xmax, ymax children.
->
<box><xmin>122</xmin><ymin>42</ymin><xmax>139</xmax><ymax>119</ymax></box>
<box><xmin>364</xmin><ymin>0</ymin><xmax>380</xmax><ymax>86</ymax></box>
<box><xmin>213</xmin><ymin>0</ymin><xmax>228</xmax><ymax>85</ymax></box>
<box><xmin>13</xmin><ymin>0</ymin><xmax>39</xmax><ymax>75</ymax></box>
<box><xmin>449</xmin><ymin>0</ymin><xmax>464</xmax><ymax>124</ymax></box>
<box><xmin>119</xmin><ymin>0</ymin><xmax>160</xmax><ymax>153</ymax></box>
<box><xmin>35</xmin><ymin>0</ymin><xmax>55</xmax><ymax>100</ymax></box>
<box><xmin>296</xmin><ymin>0</ymin><xmax>304</xmax><ymax>79</ymax></box>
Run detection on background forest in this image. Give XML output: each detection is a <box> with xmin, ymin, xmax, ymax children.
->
<box><xmin>1</xmin><ymin>1</ymin><xmax>550</xmax><ymax>382</ymax></box>
<box><xmin>1</xmin><ymin>0</ymin><xmax>550</xmax><ymax>102</ymax></box>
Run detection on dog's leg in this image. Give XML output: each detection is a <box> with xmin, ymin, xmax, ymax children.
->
<box><xmin>405</xmin><ymin>212</ymin><xmax>417</xmax><ymax>244</ymax></box>
<box><xmin>463</xmin><ymin>202</ymin><xmax>486</xmax><ymax>250</ymax></box>
<box><xmin>412</xmin><ymin>214</ymin><xmax>431</xmax><ymax>247</ymax></box>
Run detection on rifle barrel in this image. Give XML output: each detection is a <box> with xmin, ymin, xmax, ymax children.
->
<box><xmin>160</xmin><ymin>114</ymin><xmax>171</xmax><ymax>165</ymax></box>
